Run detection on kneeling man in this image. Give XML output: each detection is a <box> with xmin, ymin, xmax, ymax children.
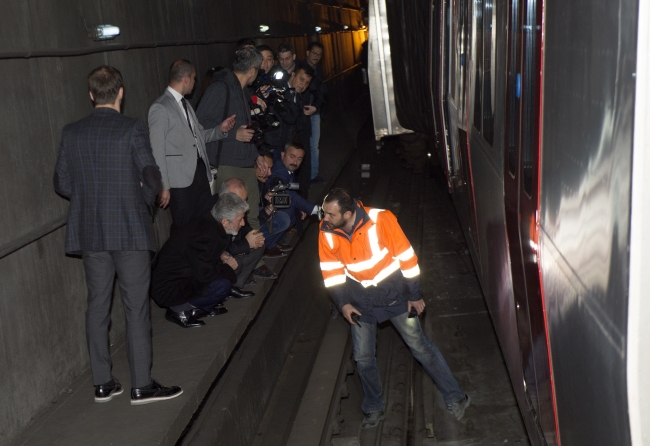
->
<box><xmin>151</xmin><ymin>193</ymin><xmax>248</xmax><ymax>328</ymax></box>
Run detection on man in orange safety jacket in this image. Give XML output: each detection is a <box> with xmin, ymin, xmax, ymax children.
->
<box><xmin>318</xmin><ymin>188</ymin><xmax>470</xmax><ymax>428</ymax></box>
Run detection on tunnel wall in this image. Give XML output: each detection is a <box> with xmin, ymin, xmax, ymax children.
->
<box><xmin>0</xmin><ymin>1</ymin><xmax>366</xmax><ymax>443</ymax></box>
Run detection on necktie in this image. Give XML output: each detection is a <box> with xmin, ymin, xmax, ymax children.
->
<box><xmin>180</xmin><ymin>98</ymin><xmax>193</xmax><ymax>132</ymax></box>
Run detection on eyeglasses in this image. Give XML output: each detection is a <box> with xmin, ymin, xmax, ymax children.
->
<box><xmin>309</xmin><ymin>51</ymin><xmax>323</xmax><ymax>57</ymax></box>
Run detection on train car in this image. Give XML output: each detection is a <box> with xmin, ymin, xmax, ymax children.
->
<box><xmin>371</xmin><ymin>0</ymin><xmax>650</xmax><ymax>444</ymax></box>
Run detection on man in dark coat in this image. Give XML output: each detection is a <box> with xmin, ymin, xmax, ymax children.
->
<box><xmin>263</xmin><ymin>141</ymin><xmax>319</xmax><ymax>252</ymax></box>
<box><xmin>150</xmin><ymin>193</ymin><xmax>248</xmax><ymax>328</ymax></box>
<box><xmin>54</xmin><ymin>65</ymin><xmax>182</xmax><ymax>405</ymax></box>
<box><xmin>196</xmin><ymin>47</ymin><xmax>270</xmax><ymax>230</ymax></box>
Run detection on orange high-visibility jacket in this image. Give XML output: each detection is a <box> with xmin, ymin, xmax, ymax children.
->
<box><xmin>318</xmin><ymin>204</ymin><xmax>420</xmax><ymax>296</ymax></box>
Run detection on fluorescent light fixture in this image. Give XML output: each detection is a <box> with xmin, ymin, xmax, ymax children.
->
<box><xmin>92</xmin><ymin>24</ymin><xmax>120</xmax><ymax>41</ymax></box>
<box><xmin>259</xmin><ymin>25</ymin><xmax>270</xmax><ymax>33</ymax></box>
<box><xmin>315</xmin><ymin>26</ymin><xmax>322</xmax><ymax>32</ymax></box>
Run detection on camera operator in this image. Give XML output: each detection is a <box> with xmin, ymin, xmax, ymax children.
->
<box><xmin>255</xmin><ymin>152</ymin><xmax>293</xmax><ymax>259</ymax></box>
<box><xmin>251</xmin><ymin>45</ymin><xmax>278</xmax><ymax>91</ymax></box>
<box><xmin>196</xmin><ymin>48</ymin><xmax>269</xmax><ymax>230</ymax></box>
<box><xmin>264</xmin><ymin>142</ymin><xmax>320</xmax><ymax>243</ymax></box>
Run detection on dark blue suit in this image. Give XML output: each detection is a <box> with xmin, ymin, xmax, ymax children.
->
<box><xmin>54</xmin><ymin>107</ymin><xmax>162</xmax><ymax>388</ymax></box>
<box><xmin>267</xmin><ymin>162</ymin><xmax>316</xmax><ymax>227</ymax></box>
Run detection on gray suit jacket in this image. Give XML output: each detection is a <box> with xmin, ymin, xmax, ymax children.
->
<box><xmin>149</xmin><ymin>88</ymin><xmax>227</xmax><ymax>190</ymax></box>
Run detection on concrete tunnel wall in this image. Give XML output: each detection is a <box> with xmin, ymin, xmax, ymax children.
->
<box><xmin>0</xmin><ymin>0</ymin><xmax>367</xmax><ymax>443</ymax></box>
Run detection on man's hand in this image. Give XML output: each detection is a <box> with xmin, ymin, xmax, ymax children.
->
<box><xmin>245</xmin><ymin>229</ymin><xmax>265</xmax><ymax>249</ymax></box>
<box><xmin>256</xmin><ymin>97</ymin><xmax>267</xmax><ymax>110</ymax></box>
<box><xmin>303</xmin><ymin>105</ymin><xmax>317</xmax><ymax>116</ymax></box>
<box><xmin>157</xmin><ymin>190</ymin><xmax>171</xmax><ymax>209</ymax></box>
<box><xmin>220</xmin><ymin>252</ymin><xmax>239</xmax><ymax>270</ymax></box>
<box><xmin>256</xmin><ymin>155</ymin><xmax>270</xmax><ymax>178</ymax></box>
<box><xmin>258</xmin><ymin>85</ymin><xmax>270</xmax><ymax>98</ymax></box>
<box><xmin>300</xmin><ymin>211</ymin><xmax>307</xmax><ymax>220</ymax></box>
<box><xmin>407</xmin><ymin>299</ymin><xmax>426</xmax><ymax>316</ymax></box>
<box><xmin>236</xmin><ymin>125</ymin><xmax>255</xmax><ymax>142</ymax></box>
<box><xmin>341</xmin><ymin>304</ymin><xmax>362</xmax><ymax>325</ymax></box>
<box><xmin>220</xmin><ymin>114</ymin><xmax>236</xmax><ymax>133</ymax></box>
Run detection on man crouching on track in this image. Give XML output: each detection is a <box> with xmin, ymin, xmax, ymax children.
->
<box><xmin>318</xmin><ymin>188</ymin><xmax>471</xmax><ymax>428</ymax></box>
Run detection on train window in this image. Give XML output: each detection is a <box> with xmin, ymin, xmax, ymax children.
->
<box><xmin>521</xmin><ymin>0</ymin><xmax>542</xmax><ymax>196</ymax></box>
<box><xmin>472</xmin><ymin>0</ymin><xmax>495</xmax><ymax>146</ymax></box>
<box><xmin>482</xmin><ymin>0</ymin><xmax>495</xmax><ymax>145</ymax></box>
<box><xmin>473</xmin><ymin>0</ymin><xmax>484</xmax><ymax>132</ymax></box>
<box><xmin>450</xmin><ymin>0</ymin><xmax>458</xmax><ymax>101</ymax></box>
<box><xmin>506</xmin><ymin>0</ymin><xmax>520</xmax><ymax>177</ymax></box>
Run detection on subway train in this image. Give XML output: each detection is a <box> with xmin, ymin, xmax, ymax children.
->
<box><xmin>369</xmin><ymin>0</ymin><xmax>650</xmax><ymax>445</ymax></box>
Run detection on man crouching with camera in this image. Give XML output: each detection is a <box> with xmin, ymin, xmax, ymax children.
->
<box><xmin>261</xmin><ymin>141</ymin><xmax>320</xmax><ymax>258</ymax></box>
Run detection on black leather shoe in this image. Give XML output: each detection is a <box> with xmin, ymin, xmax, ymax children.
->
<box><xmin>131</xmin><ymin>379</ymin><xmax>183</xmax><ymax>405</ymax></box>
<box><xmin>165</xmin><ymin>309</ymin><xmax>205</xmax><ymax>328</ymax></box>
<box><xmin>95</xmin><ymin>378</ymin><xmax>124</xmax><ymax>403</ymax></box>
<box><xmin>230</xmin><ymin>286</ymin><xmax>255</xmax><ymax>299</ymax></box>
<box><xmin>190</xmin><ymin>307</ymin><xmax>213</xmax><ymax>319</ymax></box>
<box><xmin>253</xmin><ymin>264</ymin><xmax>277</xmax><ymax>280</ymax></box>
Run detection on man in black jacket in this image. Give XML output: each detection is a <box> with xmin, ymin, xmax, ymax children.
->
<box><xmin>196</xmin><ymin>48</ymin><xmax>270</xmax><ymax>230</ymax></box>
<box><xmin>218</xmin><ymin>178</ymin><xmax>265</xmax><ymax>295</ymax></box>
<box><xmin>150</xmin><ymin>193</ymin><xmax>248</xmax><ymax>328</ymax></box>
<box><xmin>302</xmin><ymin>42</ymin><xmax>328</xmax><ymax>184</ymax></box>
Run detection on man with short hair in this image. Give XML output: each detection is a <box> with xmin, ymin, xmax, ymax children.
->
<box><xmin>197</xmin><ymin>48</ymin><xmax>270</xmax><ymax>230</ymax></box>
<box><xmin>277</xmin><ymin>42</ymin><xmax>298</xmax><ymax>78</ymax></box>
<box><xmin>318</xmin><ymin>188</ymin><xmax>471</xmax><ymax>428</ymax></box>
<box><xmin>150</xmin><ymin>193</ymin><xmax>249</xmax><ymax>328</ymax></box>
<box><xmin>149</xmin><ymin>59</ymin><xmax>236</xmax><ymax>230</ymax></box>
<box><xmin>285</xmin><ymin>65</ymin><xmax>317</xmax><ymax>196</ymax></box>
<box><xmin>264</xmin><ymin>142</ymin><xmax>320</xmax><ymax>257</ymax></box>
<box><xmin>255</xmin><ymin>153</ymin><xmax>293</xmax><ymax>257</ymax></box>
<box><xmin>266</xmin><ymin>64</ymin><xmax>315</xmax><ymax>166</ymax></box>
<box><xmin>54</xmin><ymin>65</ymin><xmax>182</xmax><ymax>405</ymax></box>
<box><xmin>303</xmin><ymin>42</ymin><xmax>328</xmax><ymax>184</ymax></box>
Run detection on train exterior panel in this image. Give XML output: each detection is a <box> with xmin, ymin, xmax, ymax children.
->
<box><xmin>444</xmin><ymin>0</ymin><xmax>639</xmax><ymax>444</ymax></box>
<box><xmin>374</xmin><ymin>0</ymin><xmax>650</xmax><ymax>444</ymax></box>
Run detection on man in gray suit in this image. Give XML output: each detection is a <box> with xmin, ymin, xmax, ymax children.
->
<box><xmin>149</xmin><ymin>59</ymin><xmax>236</xmax><ymax>230</ymax></box>
<box><xmin>54</xmin><ymin>65</ymin><xmax>182</xmax><ymax>405</ymax></box>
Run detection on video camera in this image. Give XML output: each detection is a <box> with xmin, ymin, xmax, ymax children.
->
<box><xmin>248</xmin><ymin>83</ymin><xmax>294</xmax><ymax>151</ymax></box>
<box><xmin>269</xmin><ymin>179</ymin><xmax>299</xmax><ymax>209</ymax></box>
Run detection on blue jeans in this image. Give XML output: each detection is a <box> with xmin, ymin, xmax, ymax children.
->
<box><xmin>351</xmin><ymin>311</ymin><xmax>465</xmax><ymax>414</ymax></box>
<box><xmin>310</xmin><ymin>114</ymin><xmax>321</xmax><ymax>179</ymax></box>
<box><xmin>260</xmin><ymin>210</ymin><xmax>291</xmax><ymax>249</ymax></box>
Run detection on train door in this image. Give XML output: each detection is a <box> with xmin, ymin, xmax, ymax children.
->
<box><xmin>503</xmin><ymin>0</ymin><xmax>557</xmax><ymax>444</ymax></box>
<box><xmin>433</xmin><ymin>0</ymin><xmax>453</xmax><ymax>188</ymax></box>
<box><xmin>448</xmin><ymin>0</ymin><xmax>480</xmax><ymax>253</ymax></box>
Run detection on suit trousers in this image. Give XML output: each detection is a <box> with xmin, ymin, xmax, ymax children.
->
<box><xmin>214</xmin><ymin>165</ymin><xmax>261</xmax><ymax>230</ymax></box>
<box><xmin>234</xmin><ymin>247</ymin><xmax>265</xmax><ymax>288</ymax></box>
<box><xmin>169</xmin><ymin>158</ymin><xmax>212</xmax><ymax>231</ymax></box>
<box><xmin>82</xmin><ymin>251</ymin><xmax>152</xmax><ymax>388</ymax></box>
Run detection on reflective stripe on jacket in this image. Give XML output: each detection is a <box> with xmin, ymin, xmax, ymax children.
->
<box><xmin>318</xmin><ymin>204</ymin><xmax>420</xmax><ymax>290</ymax></box>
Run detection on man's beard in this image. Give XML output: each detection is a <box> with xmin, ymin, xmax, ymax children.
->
<box><xmin>223</xmin><ymin>223</ymin><xmax>239</xmax><ymax>236</ymax></box>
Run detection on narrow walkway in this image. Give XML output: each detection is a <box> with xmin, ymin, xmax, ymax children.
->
<box><xmin>11</xmin><ymin>96</ymin><xmax>370</xmax><ymax>446</ymax></box>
